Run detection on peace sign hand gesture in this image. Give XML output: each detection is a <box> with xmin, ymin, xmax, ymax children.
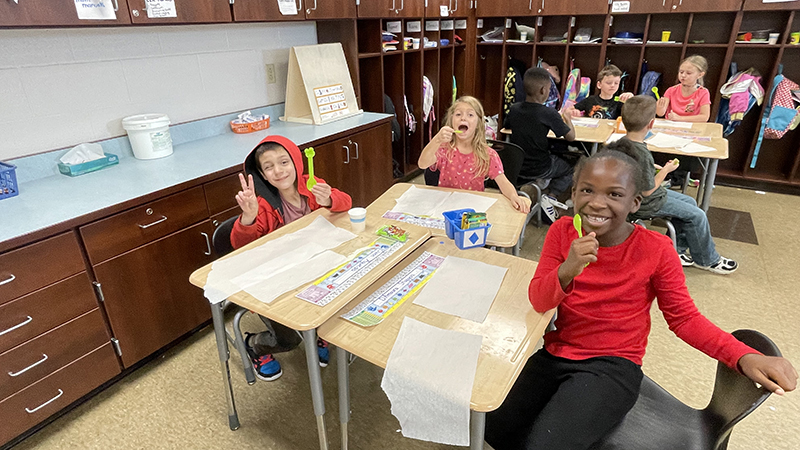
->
<box><xmin>236</xmin><ymin>173</ymin><xmax>259</xmax><ymax>226</ymax></box>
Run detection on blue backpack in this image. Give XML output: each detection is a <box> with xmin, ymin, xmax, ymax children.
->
<box><xmin>640</xmin><ymin>70</ymin><xmax>662</xmax><ymax>98</ymax></box>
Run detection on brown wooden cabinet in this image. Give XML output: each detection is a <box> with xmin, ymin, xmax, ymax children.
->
<box><xmin>91</xmin><ymin>220</ymin><xmax>214</xmax><ymax>368</ymax></box>
<box><xmin>477</xmin><ymin>0</ymin><xmax>530</xmax><ymax>17</ymax></box>
<box><xmin>537</xmin><ymin>0</ymin><xmax>609</xmax><ymax>15</ymax></box>
<box><xmin>744</xmin><ymin>0</ymin><xmax>800</xmax><ymax>10</ymax></box>
<box><xmin>616</xmin><ymin>0</ymin><xmax>671</xmax><ymax>14</ymax></box>
<box><xmin>232</xmin><ymin>0</ymin><xmax>305</xmax><ymax>21</ymax></box>
<box><xmin>425</xmin><ymin>0</ymin><xmax>469</xmax><ymax>17</ymax></box>
<box><xmin>0</xmin><ymin>0</ymin><xmax>132</xmax><ymax>26</ymax></box>
<box><xmin>305</xmin><ymin>0</ymin><xmax>356</xmax><ymax>19</ymax></box>
<box><xmin>359</xmin><ymin>0</ymin><xmax>423</xmax><ymax>17</ymax></box>
<box><xmin>673</xmin><ymin>0</ymin><xmax>743</xmax><ymax>12</ymax></box>
<box><xmin>127</xmin><ymin>0</ymin><xmax>231</xmax><ymax>23</ymax></box>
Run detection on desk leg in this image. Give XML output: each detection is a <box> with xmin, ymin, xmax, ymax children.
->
<box><xmin>211</xmin><ymin>302</ymin><xmax>240</xmax><ymax>431</ymax></box>
<box><xmin>470</xmin><ymin>410</ymin><xmax>486</xmax><ymax>450</ymax></box>
<box><xmin>302</xmin><ymin>328</ymin><xmax>329</xmax><ymax>450</ymax></box>
<box><xmin>337</xmin><ymin>347</ymin><xmax>351</xmax><ymax>450</ymax></box>
<box><xmin>700</xmin><ymin>158</ymin><xmax>718</xmax><ymax>213</ymax></box>
<box><xmin>591</xmin><ymin>143</ymin><xmax>599</xmax><ymax>155</ymax></box>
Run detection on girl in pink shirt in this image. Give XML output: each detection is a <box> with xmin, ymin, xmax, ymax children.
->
<box><xmin>418</xmin><ymin>96</ymin><xmax>530</xmax><ymax>213</ymax></box>
<box><xmin>656</xmin><ymin>55</ymin><xmax>712</xmax><ymax>122</ymax></box>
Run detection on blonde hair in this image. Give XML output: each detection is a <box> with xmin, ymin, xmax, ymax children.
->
<box><xmin>443</xmin><ymin>96</ymin><xmax>492</xmax><ymax>179</ymax></box>
<box><xmin>680</xmin><ymin>55</ymin><xmax>708</xmax><ymax>86</ymax></box>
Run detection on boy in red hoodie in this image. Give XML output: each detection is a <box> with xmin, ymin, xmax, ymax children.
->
<box><xmin>231</xmin><ymin>135</ymin><xmax>352</xmax><ymax>381</ymax></box>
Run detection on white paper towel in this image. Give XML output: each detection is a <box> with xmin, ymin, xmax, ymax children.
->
<box><xmin>381</xmin><ymin>317</ymin><xmax>482</xmax><ymax>446</ymax></box>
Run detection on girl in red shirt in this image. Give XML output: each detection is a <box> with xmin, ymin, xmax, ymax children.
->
<box><xmin>656</xmin><ymin>55</ymin><xmax>712</xmax><ymax>122</ymax></box>
<box><xmin>485</xmin><ymin>149</ymin><xmax>797</xmax><ymax>450</ymax></box>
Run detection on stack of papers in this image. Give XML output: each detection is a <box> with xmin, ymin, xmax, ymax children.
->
<box><xmin>382</xmin><ymin>31</ymin><xmax>398</xmax><ymax>52</ymax></box>
<box><xmin>645</xmin><ymin>132</ymin><xmax>715</xmax><ymax>153</ymax></box>
<box><xmin>391</xmin><ymin>186</ymin><xmax>497</xmax><ymax>219</ymax></box>
<box><xmin>609</xmin><ymin>37</ymin><xmax>642</xmax><ymax>44</ymax></box>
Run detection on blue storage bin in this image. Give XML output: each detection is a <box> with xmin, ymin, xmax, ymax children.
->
<box><xmin>442</xmin><ymin>208</ymin><xmax>474</xmax><ymax>239</ymax></box>
<box><xmin>0</xmin><ymin>162</ymin><xmax>19</xmax><ymax>201</ymax></box>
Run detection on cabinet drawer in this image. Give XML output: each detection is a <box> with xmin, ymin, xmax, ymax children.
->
<box><xmin>80</xmin><ymin>186</ymin><xmax>209</xmax><ymax>264</ymax></box>
<box><xmin>0</xmin><ymin>232</ymin><xmax>85</xmax><ymax>306</ymax></box>
<box><xmin>0</xmin><ymin>309</ymin><xmax>110</xmax><ymax>401</ymax></box>
<box><xmin>204</xmin><ymin>173</ymin><xmax>241</xmax><ymax>216</ymax></box>
<box><xmin>0</xmin><ymin>343</ymin><xmax>119</xmax><ymax>445</ymax></box>
<box><xmin>0</xmin><ymin>272</ymin><xmax>97</xmax><ymax>355</ymax></box>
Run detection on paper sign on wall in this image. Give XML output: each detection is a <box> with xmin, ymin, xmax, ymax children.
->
<box><xmin>611</xmin><ymin>1</ymin><xmax>630</xmax><ymax>12</ymax></box>
<box><xmin>407</xmin><ymin>21</ymin><xmax>422</xmax><ymax>33</ymax></box>
<box><xmin>283</xmin><ymin>43</ymin><xmax>362</xmax><ymax>125</ymax></box>
<box><xmin>440</xmin><ymin>5</ymin><xmax>449</xmax><ymax>16</ymax></box>
<box><xmin>387</xmin><ymin>21</ymin><xmax>402</xmax><ymax>33</ymax></box>
<box><xmin>762</xmin><ymin>0</ymin><xmax>798</xmax><ymax>3</ymax></box>
<box><xmin>476</xmin><ymin>19</ymin><xmax>484</xmax><ymax>28</ymax></box>
<box><xmin>277</xmin><ymin>0</ymin><xmax>298</xmax><ymax>15</ymax></box>
<box><xmin>455</xmin><ymin>19</ymin><xmax>467</xmax><ymax>30</ymax></box>
<box><xmin>441</xmin><ymin>20</ymin><xmax>454</xmax><ymax>30</ymax></box>
<box><xmin>73</xmin><ymin>0</ymin><xmax>116</xmax><ymax>20</ymax></box>
<box><xmin>145</xmin><ymin>0</ymin><xmax>177</xmax><ymax>18</ymax></box>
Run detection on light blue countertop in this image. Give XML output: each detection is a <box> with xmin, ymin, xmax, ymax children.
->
<box><xmin>0</xmin><ymin>108</ymin><xmax>391</xmax><ymax>245</ymax></box>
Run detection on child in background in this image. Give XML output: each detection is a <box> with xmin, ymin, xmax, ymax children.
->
<box><xmin>231</xmin><ymin>135</ymin><xmax>352</xmax><ymax>381</ymax></box>
<box><xmin>418</xmin><ymin>95</ymin><xmax>530</xmax><ymax>213</ymax></box>
<box><xmin>657</xmin><ymin>55</ymin><xmax>711</xmax><ymax>122</ymax></box>
<box><xmin>567</xmin><ymin>64</ymin><xmax>634</xmax><ymax>119</ymax></box>
<box><xmin>611</xmin><ymin>95</ymin><xmax>738</xmax><ymax>274</ymax></box>
<box><xmin>484</xmin><ymin>150</ymin><xmax>797</xmax><ymax>450</ymax></box>
<box><xmin>504</xmin><ymin>67</ymin><xmax>577</xmax><ymax>222</ymax></box>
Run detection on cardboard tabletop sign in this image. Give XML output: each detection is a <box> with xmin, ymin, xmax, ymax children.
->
<box><xmin>282</xmin><ymin>43</ymin><xmax>363</xmax><ymax>125</ymax></box>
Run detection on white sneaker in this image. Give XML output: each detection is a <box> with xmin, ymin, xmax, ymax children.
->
<box><xmin>545</xmin><ymin>195</ymin><xmax>568</xmax><ymax>210</ymax></box>
<box><xmin>697</xmin><ymin>256</ymin><xmax>738</xmax><ymax>275</ymax></box>
<box><xmin>540</xmin><ymin>195</ymin><xmax>559</xmax><ymax>223</ymax></box>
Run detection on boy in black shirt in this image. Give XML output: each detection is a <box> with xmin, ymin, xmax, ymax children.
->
<box><xmin>567</xmin><ymin>64</ymin><xmax>633</xmax><ymax>119</ymax></box>
<box><xmin>504</xmin><ymin>67</ymin><xmax>576</xmax><ymax>222</ymax></box>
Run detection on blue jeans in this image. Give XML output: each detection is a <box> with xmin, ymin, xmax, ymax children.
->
<box><xmin>519</xmin><ymin>155</ymin><xmax>574</xmax><ymax>197</ymax></box>
<box><xmin>651</xmin><ymin>190</ymin><xmax>720</xmax><ymax>267</ymax></box>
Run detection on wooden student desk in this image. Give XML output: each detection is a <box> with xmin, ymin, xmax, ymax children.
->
<box><xmin>188</xmin><ymin>209</ymin><xmax>432</xmax><ymax>450</ymax></box>
<box><xmin>367</xmin><ymin>183</ymin><xmax>530</xmax><ymax>255</ymax></box>
<box><xmin>500</xmin><ymin>118</ymin><xmax>616</xmax><ymax>155</ymax></box>
<box><xmin>317</xmin><ymin>238</ymin><xmax>555</xmax><ymax>450</ymax></box>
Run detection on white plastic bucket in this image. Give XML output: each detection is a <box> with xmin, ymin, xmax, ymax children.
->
<box><xmin>122</xmin><ymin>114</ymin><xmax>173</xmax><ymax>160</ymax></box>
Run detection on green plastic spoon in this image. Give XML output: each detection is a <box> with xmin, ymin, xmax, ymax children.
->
<box><xmin>573</xmin><ymin>214</ymin><xmax>583</xmax><ymax>238</ymax></box>
<box><xmin>304</xmin><ymin>147</ymin><xmax>317</xmax><ymax>190</ymax></box>
<box><xmin>651</xmin><ymin>87</ymin><xmax>660</xmax><ymax>100</ymax></box>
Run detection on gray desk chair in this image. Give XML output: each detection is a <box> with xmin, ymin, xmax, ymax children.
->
<box><xmin>592</xmin><ymin>329</ymin><xmax>781</xmax><ymax>450</ymax></box>
<box><xmin>634</xmin><ymin>217</ymin><xmax>678</xmax><ymax>251</ymax></box>
<box><xmin>211</xmin><ymin>216</ymin><xmax>257</xmax><ymax>388</ymax></box>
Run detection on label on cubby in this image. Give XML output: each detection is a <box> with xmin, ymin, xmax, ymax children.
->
<box><xmin>455</xmin><ymin>19</ymin><xmax>467</xmax><ymax>30</ymax></box>
<box><xmin>477</xmin><ymin>19</ymin><xmax>484</xmax><ymax>28</ymax></box>
<box><xmin>506</xmin><ymin>18</ymin><xmax>512</xmax><ymax>28</ymax></box>
<box><xmin>441</xmin><ymin>20</ymin><xmax>454</xmax><ymax>30</ymax></box>
<box><xmin>407</xmin><ymin>21</ymin><xmax>422</xmax><ymax>33</ymax></box>
<box><xmin>611</xmin><ymin>1</ymin><xmax>630</xmax><ymax>12</ymax></box>
<box><xmin>387</xmin><ymin>21</ymin><xmax>401</xmax><ymax>33</ymax></box>
<box><xmin>426</xmin><ymin>21</ymin><xmax>440</xmax><ymax>31</ymax></box>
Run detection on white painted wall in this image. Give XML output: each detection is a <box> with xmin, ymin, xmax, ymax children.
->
<box><xmin>0</xmin><ymin>22</ymin><xmax>317</xmax><ymax>161</ymax></box>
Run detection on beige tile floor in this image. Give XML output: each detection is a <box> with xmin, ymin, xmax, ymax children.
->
<box><xmin>11</xmin><ymin>185</ymin><xmax>800</xmax><ymax>450</ymax></box>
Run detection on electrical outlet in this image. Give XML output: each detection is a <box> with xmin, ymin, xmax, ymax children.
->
<box><xmin>266</xmin><ymin>64</ymin><xmax>276</xmax><ymax>84</ymax></box>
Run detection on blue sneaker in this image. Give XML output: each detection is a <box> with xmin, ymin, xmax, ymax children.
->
<box><xmin>317</xmin><ymin>338</ymin><xmax>329</xmax><ymax>368</ymax></box>
<box><xmin>252</xmin><ymin>354</ymin><xmax>282</xmax><ymax>381</ymax></box>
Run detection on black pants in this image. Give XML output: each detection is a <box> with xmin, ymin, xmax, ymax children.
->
<box><xmin>485</xmin><ymin>348</ymin><xmax>643</xmax><ymax>450</ymax></box>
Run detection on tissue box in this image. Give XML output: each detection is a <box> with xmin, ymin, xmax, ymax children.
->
<box><xmin>58</xmin><ymin>153</ymin><xmax>119</xmax><ymax>177</ymax></box>
<box><xmin>0</xmin><ymin>162</ymin><xmax>19</xmax><ymax>200</ymax></box>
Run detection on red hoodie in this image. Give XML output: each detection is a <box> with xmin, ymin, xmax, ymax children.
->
<box><xmin>230</xmin><ymin>135</ymin><xmax>352</xmax><ymax>249</ymax></box>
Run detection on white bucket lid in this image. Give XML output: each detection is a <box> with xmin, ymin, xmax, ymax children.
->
<box><xmin>122</xmin><ymin>114</ymin><xmax>170</xmax><ymax>130</ymax></box>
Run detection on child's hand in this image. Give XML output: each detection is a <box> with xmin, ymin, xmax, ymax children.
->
<box><xmin>311</xmin><ymin>182</ymin><xmax>333</xmax><ymax>207</ymax></box>
<box><xmin>567</xmin><ymin>106</ymin><xmax>582</xmax><ymax>118</ymax></box>
<box><xmin>560</xmin><ymin>232</ymin><xmax>599</xmax><ymax>281</ymax></box>
<box><xmin>663</xmin><ymin>158</ymin><xmax>680</xmax><ymax>174</ymax></box>
<box><xmin>619</xmin><ymin>92</ymin><xmax>634</xmax><ymax>102</ymax></box>
<box><xmin>561</xmin><ymin>110</ymin><xmax>574</xmax><ymax>125</ymax></box>
<box><xmin>739</xmin><ymin>353</ymin><xmax>798</xmax><ymax>396</ymax></box>
<box><xmin>656</xmin><ymin>97</ymin><xmax>669</xmax><ymax>116</ymax></box>
<box><xmin>434</xmin><ymin>126</ymin><xmax>455</xmax><ymax>145</ymax></box>
<box><xmin>510</xmin><ymin>195</ymin><xmax>531</xmax><ymax>214</ymax></box>
<box><xmin>667</xmin><ymin>111</ymin><xmax>681</xmax><ymax>121</ymax></box>
<box><xmin>236</xmin><ymin>173</ymin><xmax>259</xmax><ymax>226</ymax></box>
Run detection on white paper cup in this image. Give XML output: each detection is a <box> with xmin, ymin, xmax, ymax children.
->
<box><xmin>520</xmin><ymin>31</ymin><xmax>528</xmax><ymax>41</ymax></box>
<box><xmin>769</xmin><ymin>33</ymin><xmax>780</xmax><ymax>45</ymax></box>
<box><xmin>412</xmin><ymin>38</ymin><xmax>420</xmax><ymax>49</ymax></box>
<box><xmin>348</xmin><ymin>207</ymin><xmax>367</xmax><ymax>232</ymax></box>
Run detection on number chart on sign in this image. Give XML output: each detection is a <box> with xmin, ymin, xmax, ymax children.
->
<box><xmin>382</xmin><ymin>211</ymin><xmax>446</xmax><ymax>230</ymax></box>
<box><xmin>314</xmin><ymin>84</ymin><xmax>348</xmax><ymax>122</ymax></box>
<box><xmin>296</xmin><ymin>238</ymin><xmax>404</xmax><ymax>307</ymax></box>
<box><xmin>341</xmin><ymin>252</ymin><xmax>444</xmax><ymax>327</ymax></box>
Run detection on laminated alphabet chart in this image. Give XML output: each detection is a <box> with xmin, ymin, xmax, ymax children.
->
<box><xmin>341</xmin><ymin>252</ymin><xmax>444</xmax><ymax>327</ymax></box>
<box><xmin>381</xmin><ymin>211</ymin><xmax>446</xmax><ymax>230</ymax></box>
<box><xmin>296</xmin><ymin>238</ymin><xmax>405</xmax><ymax>306</ymax></box>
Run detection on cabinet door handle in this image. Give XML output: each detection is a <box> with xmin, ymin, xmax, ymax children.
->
<box><xmin>8</xmin><ymin>354</ymin><xmax>48</xmax><ymax>377</ymax></box>
<box><xmin>451</xmin><ymin>0</ymin><xmax>457</xmax><ymax>13</ymax></box>
<box><xmin>398</xmin><ymin>0</ymin><xmax>404</xmax><ymax>11</ymax></box>
<box><xmin>0</xmin><ymin>316</ymin><xmax>32</xmax><ymax>336</ymax></box>
<box><xmin>201</xmin><ymin>232</ymin><xmax>212</xmax><ymax>256</ymax></box>
<box><xmin>529</xmin><ymin>0</ymin><xmax>532</xmax><ymax>10</ymax></box>
<box><xmin>662</xmin><ymin>0</ymin><xmax>665</xmax><ymax>6</ymax></box>
<box><xmin>389</xmin><ymin>0</ymin><xmax>395</xmax><ymax>11</ymax></box>
<box><xmin>112</xmin><ymin>0</ymin><xmax>118</xmax><ymax>11</ymax></box>
<box><xmin>0</xmin><ymin>273</ymin><xmax>15</xmax><ymax>286</ymax></box>
<box><xmin>25</xmin><ymin>389</ymin><xmax>63</xmax><ymax>414</ymax></box>
<box><xmin>343</xmin><ymin>145</ymin><xmax>351</xmax><ymax>164</ymax></box>
<box><xmin>306</xmin><ymin>0</ymin><xmax>317</xmax><ymax>14</ymax></box>
<box><xmin>349</xmin><ymin>140</ymin><xmax>359</xmax><ymax>159</ymax></box>
<box><xmin>137</xmin><ymin>215</ymin><xmax>168</xmax><ymax>229</ymax></box>
<box><xmin>296</xmin><ymin>0</ymin><xmax>303</xmax><ymax>13</ymax></box>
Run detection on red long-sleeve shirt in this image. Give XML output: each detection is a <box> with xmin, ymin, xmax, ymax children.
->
<box><xmin>529</xmin><ymin>217</ymin><xmax>756</xmax><ymax>370</ymax></box>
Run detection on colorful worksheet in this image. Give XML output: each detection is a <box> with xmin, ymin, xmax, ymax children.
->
<box><xmin>296</xmin><ymin>238</ymin><xmax>405</xmax><ymax>306</ymax></box>
<box><xmin>382</xmin><ymin>211</ymin><xmax>446</xmax><ymax>230</ymax></box>
<box><xmin>341</xmin><ymin>252</ymin><xmax>444</xmax><ymax>327</ymax></box>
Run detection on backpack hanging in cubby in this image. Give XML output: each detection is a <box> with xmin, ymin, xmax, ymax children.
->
<box><xmin>750</xmin><ymin>69</ymin><xmax>800</xmax><ymax>168</ymax></box>
<box><xmin>537</xmin><ymin>58</ymin><xmax>560</xmax><ymax>109</ymax></box>
<box><xmin>640</xmin><ymin>70</ymin><xmax>662</xmax><ymax>98</ymax></box>
<box><xmin>504</xmin><ymin>59</ymin><xmax>528</xmax><ymax>116</ymax></box>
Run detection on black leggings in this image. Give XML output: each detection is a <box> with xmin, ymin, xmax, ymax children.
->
<box><xmin>485</xmin><ymin>348</ymin><xmax>643</xmax><ymax>450</ymax></box>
